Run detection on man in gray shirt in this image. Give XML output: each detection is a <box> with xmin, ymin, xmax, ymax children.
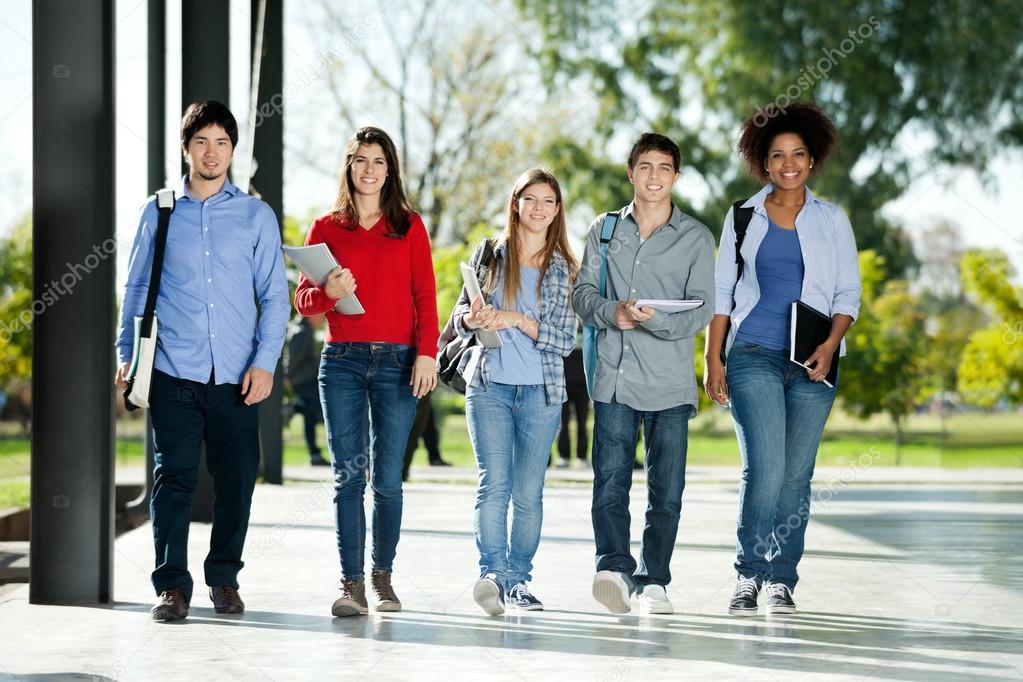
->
<box><xmin>574</xmin><ymin>133</ymin><xmax>715</xmax><ymax>614</ymax></box>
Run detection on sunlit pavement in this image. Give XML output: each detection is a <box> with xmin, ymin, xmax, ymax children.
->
<box><xmin>1</xmin><ymin>469</ymin><xmax>1021</xmax><ymax>681</ymax></box>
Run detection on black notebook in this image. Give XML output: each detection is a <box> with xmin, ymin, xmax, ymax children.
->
<box><xmin>789</xmin><ymin>301</ymin><xmax>839</xmax><ymax>388</ymax></box>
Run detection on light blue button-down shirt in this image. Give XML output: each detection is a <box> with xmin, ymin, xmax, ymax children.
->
<box><xmin>714</xmin><ymin>183</ymin><xmax>862</xmax><ymax>357</ymax></box>
<box><xmin>116</xmin><ymin>176</ymin><xmax>290</xmax><ymax>385</ymax></box>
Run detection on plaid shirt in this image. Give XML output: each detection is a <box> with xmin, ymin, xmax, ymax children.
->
<box><xmin>453</xmin><ymin>240</ymin><xmax>574</xmax><ymax>405</ymax></box>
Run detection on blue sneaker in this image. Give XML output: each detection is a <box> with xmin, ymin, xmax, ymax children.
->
<box><xmin>506</xmin><ymin>583</ymin><xmax>543</xmax><ymax>611</ymax></box>
<box><xmin>473</xmin><ymin>574</ymin><xmax>505</xmax><ymax>616</ymax></box>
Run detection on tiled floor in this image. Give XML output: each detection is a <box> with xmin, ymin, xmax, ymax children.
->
<box><xmin>1</xmin><ymin>473</ymin><xmax>1020</xmax><ymax>681</ymax></box>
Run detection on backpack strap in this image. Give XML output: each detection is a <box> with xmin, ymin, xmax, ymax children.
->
<box><xmin>597</xmin><ymin>211</ymin><xmax>620</xmax><ymax>298</ymax></box>
<box><xmin>731</xmin><ymin>199</ymin><xmax>754</xmax><ymax>284</ymax></box>
<box><xmin>474</xmin><ymin>237</ymin><xmax>497</xmax><ymax>290</ymax></box>
<box><xmin>140</xmin><ymin>189</ymin><xmax>176</xmax><ymax>337</ymax></box>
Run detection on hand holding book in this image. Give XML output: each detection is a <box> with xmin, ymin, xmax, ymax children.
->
<box><xmin>803</xmin><ymin>338</ymin><xmax>839</xmax><ymax>383</ymax></box>
<box><xmin>789</xmin><ymin>301</ymin><xmax>840</xmax><ymax>387</ymax></box>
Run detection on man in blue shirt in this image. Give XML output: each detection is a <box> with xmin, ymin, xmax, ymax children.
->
<box><xmin>115</xmin><ymin>101</ymin><xmax>289</xmax><ymax>621</ymax></box>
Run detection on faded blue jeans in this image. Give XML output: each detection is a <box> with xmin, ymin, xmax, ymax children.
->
<box><xmin>591</xmin><ymin>397</ymin><xmax>693</xmax><ymax>588</ymax></box>
<box><xmin>726</xmin><ymin>341</ymin><xmax>837</xmax><ymax>589</ymax></box>
<box><xmin>319</xmin><ymin>342</ymin><xmax>419</xmax><ymax>581</ymax></box>
<box><xmin>465</xmin><ymin>382</ymin><xmax>562</xmax><ymax>590</ymax></box>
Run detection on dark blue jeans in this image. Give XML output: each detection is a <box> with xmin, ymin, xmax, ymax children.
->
<box><xmin>591</xmin><ymin>397</ymin><xmax>692</xmax><ymax>588</ymax></box>
<box><xmin>149</xmin><ymin>369</ymin><xmax>260</xmax><ymax>602</ymax></box>
<box><xmin>726</xmin><ymin>341</ymin><xmax>837</xmax><ymax>589</ymax></box>
<box><xmin>319</xmin><ymin>342</ymin><xmax>419</xmax><ymax>581</ymax></box>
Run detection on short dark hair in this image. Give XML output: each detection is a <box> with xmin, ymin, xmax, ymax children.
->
<box><xmin>627</xmin><ymin>133</ymin><xmax>681</xmax><ymax>172</ymax></box>
<box><xmin>737</xmin><ymin>102</ymin><xmax>837</xmax><ymax>182</ymax></box>
<box><xmin>180</xmin><ymin>100</ymin><xmax>238</xmax><ymax>150</ymax></box>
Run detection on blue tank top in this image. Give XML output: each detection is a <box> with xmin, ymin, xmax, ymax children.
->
<box><xmin>488</xmin><ymin>266</ymin><xmax>545</xmax><ymax>385</ymax></box>
<box><xmin>734</xmin><ymin>218</ymin><xmax>804</xmax><ymax>350</ymax></box>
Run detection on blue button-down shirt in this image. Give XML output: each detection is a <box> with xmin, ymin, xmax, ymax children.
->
<box><xmin>714</xmin><ymin>183</ymin><xmax>862</xmax><ymax>357</ymax></box>
<box><xmin>116</xmin><ymin>177</ymin><xmax>290</xmax><ymax>385</ymax></box>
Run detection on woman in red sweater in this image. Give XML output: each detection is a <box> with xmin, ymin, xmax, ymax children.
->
<box><xmin>294</xmin><ymin>126</ymin><xmax>438</xmax><ymax>618</ymax></box>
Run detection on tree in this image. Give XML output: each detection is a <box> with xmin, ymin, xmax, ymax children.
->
<box><xmin>840</xmin><ymin>251</ymin><xmax>930</xmax><ymax>459</ymax></box>
<box><xmin>957</xmin><ymin>249</ymin><xmax>1023</xmax><ymax>407</ymax></box>
<box><xmin>295</xmin><ymin>1</ymin><xmax>566</xmax><ymax>244</ymax></box>
<box><xmin>0</xmin><ymin>217</ymin><xmax>32</xmax><ymax>392</ymax></box>
<box><xmin>913</xmin><ymin>221</ymin><xmax>986</xmax><ymax>415</ymax></box>
<box><xmin>514</xmin><ymin>0</ymin><xmax>1023</xmax><ymax>278</ymax></box>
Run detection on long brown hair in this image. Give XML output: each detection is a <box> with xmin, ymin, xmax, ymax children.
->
<box><xmin>331</xmin><ymin>126</ymin><xmax>413</xmax><ymax>237</ymax></box>
<box><xmin>485</xmin><ymin>168</ymin><xmax>578</xmax><ymax>308</ymax></box>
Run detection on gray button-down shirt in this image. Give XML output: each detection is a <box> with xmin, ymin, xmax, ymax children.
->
<box><xmin>573</xmin><ymin>203</ymin><xmax>715</xmax><ymax>412</ymax></box>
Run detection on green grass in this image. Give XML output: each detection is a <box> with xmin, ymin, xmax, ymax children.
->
<box><xmin>0</xmin><ymin>480</ymin><xmax>30</xmax><ymax>510</ymax></box>
<box><xmin>0</xmin><ymin>408</ymin><xmax>1019</xmax><ymax>498</ymax></box>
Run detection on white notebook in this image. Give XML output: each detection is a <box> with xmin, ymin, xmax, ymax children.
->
<box><xmin>459</xmin><ymin>262</ymin><xmax>503</xmax><ymax>348</ymax></box>
<box><xmin>283</xmin><ymin>243</ymin><xmax>365</xmax><ymax>315</ymax></box>
<box><xmin>635</xmin><ymin>299</ymin><xmax>704</xmax><ymax>313</ymax></box>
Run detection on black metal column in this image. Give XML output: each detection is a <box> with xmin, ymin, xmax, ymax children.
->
<box><xmin>182</xmin><ymin>0</ymin><xmax>230</xmax><ymax>520</ymax></box>
<box><xmin>252</xmin><ymin>0</ymin><xmax>285</xmax><ymax>485</ymax></box>
<box><xmin>30</xmin><ymin>0</ymin><xmax>116</xmax><ymax>604</ymax></box>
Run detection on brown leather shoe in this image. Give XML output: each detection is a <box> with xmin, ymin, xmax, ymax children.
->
<box><xmin>331</xmin><ymin>578</ymin><xmax>368</xmax><ymax>617</ymax></box>
<box><xmin>371</xmin><ymin>569</ymin><xmax>401</xmax><ymax>612</ymax></box>
<box><xmin>151</xmin><ymin>589</ymin><xmax>189</xmax><ymax>621</ymax></box>
<box><xmin>209</xmin><ymin>585</ymin><xmax>245</xmax><ymax>614</ymax></box>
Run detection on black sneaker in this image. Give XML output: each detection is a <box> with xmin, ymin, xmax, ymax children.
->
<box><xmin>764</xmin><ymin>582</ymin><xmax>796</xmax><ymax>615</ymax></box>
<box><xmin>728</xmin><ymin>575</ymin><xmax>761</xmax><ymax>616</ymax></box>
<box><xmin>473</xmin><ymin>574</ymin><xmax>505</xmax><ymax>616</ymax></box>
<box><xmin>506</xmin><ymin>583</ymin><xmax>543</xmax><ymax>611</ymax></box>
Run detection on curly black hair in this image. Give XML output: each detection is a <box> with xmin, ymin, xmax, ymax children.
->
<box><xmin>737</xmin><ymin>102</ymin><xmax>837</xmax><ymax>182</ymax></box>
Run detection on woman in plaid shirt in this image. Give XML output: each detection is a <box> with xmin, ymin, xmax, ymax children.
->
<box><xmin>452</xmin><ymin>168</ymin><xmax>578</xmax><ymax>615</ymax></box>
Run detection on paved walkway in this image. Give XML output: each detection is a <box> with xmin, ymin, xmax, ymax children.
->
<box><xmin>1</xmin><ymin>472</ymin><xmax>1021</xmax><ymax>681</ymax></box>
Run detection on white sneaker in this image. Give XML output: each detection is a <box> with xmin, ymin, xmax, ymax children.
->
<box><xmin>473</xmin><ymin>575</ymin><xmax>505</xmax><ymax>616</ymax></box>
<box><xmin>592</xmin><ymin>571</ymin><xmax>632</xmax><ymax>614</ymax></box>
<box><xmin>637</xmin><ymin>584</ymin><xmax>673</xmax><ymax>614</ymax></box>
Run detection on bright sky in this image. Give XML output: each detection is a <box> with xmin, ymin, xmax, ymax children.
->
<box><xmin>1</xmin><ymin>1</ymin><xmax>1021</xmax><ymax>287</ymax></box>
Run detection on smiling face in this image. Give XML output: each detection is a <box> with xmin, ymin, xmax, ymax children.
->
<box><xmin>628</xmin><ymin>150</ymin><xmax>679</xmax><ymax>204</ymax></box>
<box><xmin>184</xmin><ymin>124</ymin><xmax>233</xmax><ymax>182</ymax></box>
<box><xmin>765</xmin><ymin>132</ymin><xmax>813</xmax><ymax>191</ymax></box>
<box><xmin>515</xmin><ymin>182</ymin><xmax>560</xmax><ymax>236</ymax></box>
<box><xmin>348</xmin><ymin>143</ymin><xmax>388</xmax><ymax>197</ymax></box>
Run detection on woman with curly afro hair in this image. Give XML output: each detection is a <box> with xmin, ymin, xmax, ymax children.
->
<box><xmin>703</xmin><ymin>102</ymin><xmax>862</xmax><ymax>617</ymax></box>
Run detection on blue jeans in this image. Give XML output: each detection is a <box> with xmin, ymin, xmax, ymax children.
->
<box><xmin>591</xmin><ymin>397</ymin><xmax>693</xmax><ymax>588</ymax></box>
<box><xmin>148</xmin><ymin>370</ymin><xmax>260</xmax><ymax>602</ymax></box>
<box><xmin>726</xmin><ymin>341</ymin><xmax>837</xmax><ymax>589</ymax></box>
<box><xmin>319</xmin><ymin>342</ymin><xmax>419</xmax><ymax>581</ymax></box>
<box><xmin>465</xmin><ymin>382</ymin><xmax>562</xmax><ymax>589</ymax></box>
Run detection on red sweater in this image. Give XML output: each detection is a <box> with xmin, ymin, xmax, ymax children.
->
<box><xmin>294</xmin><ymin>211</ymin><xmax>439</xmax><ymax>358</ymax></box>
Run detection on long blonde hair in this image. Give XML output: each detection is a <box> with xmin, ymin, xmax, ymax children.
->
<box><xmin>485</xmin><ymin>168</ymin><xmax>578</xmax><ymax>307</ymax></box>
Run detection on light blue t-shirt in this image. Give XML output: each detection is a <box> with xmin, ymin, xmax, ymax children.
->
<box><xmin>488</xmin><ymin>266</ymin><xmax>545</xmax><ymax>385</ymax></box>
<box><xmin>734</xmin><ymin>218</ymin><xmax>804</xmax><ymax>350</ymax></box>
